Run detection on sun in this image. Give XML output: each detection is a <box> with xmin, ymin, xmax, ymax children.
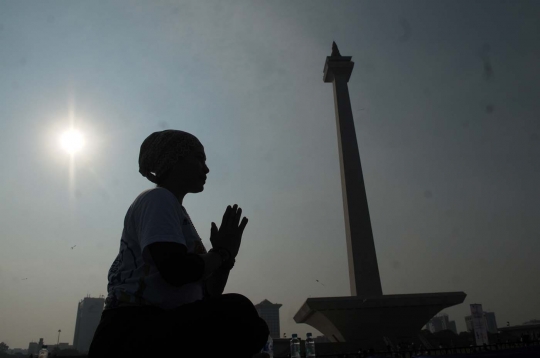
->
<box><xmin>60</xmin><ymin>129</ymin><xmax>85</xmax><ymax>155</ymax></box>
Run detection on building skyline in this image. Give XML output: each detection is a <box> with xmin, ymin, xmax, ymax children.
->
<box><xmin>255</xmin><ymin>299</ymin><xmax>282</xmax><ymax>339</ymax></box>
<box><xmin>427</xmin><ymin>314</ymin><xmax>458</xmax><ymax>334</ymax></box>
<box><xmin>448</xmin><ymin>321</ymin><xmax>458</xmax><ymax>335</ymax></box>
<box><xmin>484</xmin><ymin>312</ymin><xmax>498</xmax><ymax>334</ymax></box>
<box><xmin>465</xmin><ymin>310</ymin><xmax>498</xmax><ymax>334</ymax></box>
<box><xmin>73</xmin><ymin>296</ymin><xmax>104</xmax><ymax>353</ymax></box>
<box><xmin>27</xmin><ymin>340</ymin><xmax>41</xmax><ymax>356</ymax></box>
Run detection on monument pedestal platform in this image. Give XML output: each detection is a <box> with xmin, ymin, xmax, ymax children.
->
<box><xmin>294</xmin><ymin>292</ymin><xmax>466</xmax><ymax>348</ymax></box>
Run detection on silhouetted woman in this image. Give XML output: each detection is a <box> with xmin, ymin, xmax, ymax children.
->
<box><xmin>89</xmin><ymin>130</ymin><xmax>269</xmax><ymax>357</ymax></box>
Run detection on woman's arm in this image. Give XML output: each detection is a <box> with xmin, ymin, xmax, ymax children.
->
<box><xmin>148</xmin><ymin>242</ymin><xmax>223</xmax><ymax>287</ymax></box>
<box><xmin>204</xmin><ymin>268</ymin><xmax>230</xmax><ymax>297</ymax></box>
<box><xmin>200</xmin><ymin>251</ymin><xmax>224</xmax><ymax>275</ymax></box>
<box><xmin>149</xmin><ymin>204</ymin><xmax>246</xmax><ymax>293</ymax></box>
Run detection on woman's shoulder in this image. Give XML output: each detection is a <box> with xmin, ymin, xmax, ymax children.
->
<box><xmin>134</xmin><ymin>187</ymin><xmax>179</xmax><ymax>207</ymax></box>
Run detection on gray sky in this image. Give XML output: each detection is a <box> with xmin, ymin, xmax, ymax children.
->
<box><xmin>1</xmin><ymin>0</ymin><xmax>539</xmax><ymax>349</ymax></box>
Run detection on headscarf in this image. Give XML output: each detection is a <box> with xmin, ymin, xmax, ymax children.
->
<box><xmin>138</xmin><ymin>129</ymin><xmax>203</xmax><ymax>184</ymax></box>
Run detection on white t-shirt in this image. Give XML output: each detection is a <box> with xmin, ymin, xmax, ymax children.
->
<box><xmin>105</xmin><ymin>187</ymin><xmax>205</xmax><ymax>310</ymax></box>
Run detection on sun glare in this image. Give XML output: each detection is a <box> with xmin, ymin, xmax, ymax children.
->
<box><xmin>60</xmin><ymin>129</ymin><xmax>85</xmax><ymax>155</ymax></box>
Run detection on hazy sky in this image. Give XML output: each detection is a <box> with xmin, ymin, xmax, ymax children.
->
<box><xmin>1</xmin><ymin>0</ymin><xmax>539</xmax><ymax>349</ymax></box>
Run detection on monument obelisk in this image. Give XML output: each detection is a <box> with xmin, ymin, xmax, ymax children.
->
<box><xmin>293</xmin><ymin>43</ymin><xmax>466</xmax><ymax>347</ymax></box>
<box><xmin>324</xmin><ymin>41</ymin><xmax>382</xmax><ymax>297</ymax></box>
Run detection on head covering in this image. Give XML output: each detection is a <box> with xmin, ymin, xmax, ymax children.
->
<box><xmin>138</xmin><ymin>129</ymin><xmax>203</xmax><ymax>184</ymax></box>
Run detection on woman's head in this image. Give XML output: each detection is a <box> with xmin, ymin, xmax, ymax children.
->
<box><xmin>139</xmin><ymin>130</ymin><xmax>209</xmax><ymax>195</ymax></box>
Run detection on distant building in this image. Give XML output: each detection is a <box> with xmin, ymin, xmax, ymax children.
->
<box><xmin>57</xmin><ymin>343</ymin><xmax>74</xmax><ymax>351</ymax></box>
<box><xmin>27</xmin><ymin>341</ymin><xmax>40</xmax><ymax>355</ymax></box>
<box><xmin>428</xmin><ymin>314</ymin><xmax>449</xmax><ymax>332</ymax></box>
<box><xmin>44</xmin><ymin>343</ymin><xmax>74</xmax><ymax>352</ymax></box>
<box><xmin>255</xmin><ymin>299</ymin><xmax>282</xmax><ymax>339</ymax></box>
<box><xmin>27</xmin><ymin>338</ymin><xmax>45</xmax><ymax>355</ymax></box>
<box><xmin>499</xmin><ymin>322</ymin><xmax>540</xmax><ymax>341</ymax></box>
<box><xmin>448</xmin><ymin>320</ymin><xmax>458</xmax><ymax>334</ymax></box>
<box><xmin>484</xmin><ymin>312</ymin><xmax>498</xmax><ymax>334</ymax></box>
<box><xmin>427</xmin><ymin>314</ymin><xmax>456</xmax><ymax>334</ymax></box>
<box><xmin>465</xmin><ymin>311</ymin><xmax>498</xmax><ymax>334</ymax></box>
<box><xmin>73</xmin><ymin>296</ymin><xmax>105</xmax><ymax>353</ymax></box>
<box><xmin>465</xmin><ymin>315</ymin><xmax>474</xmax><ymax>332</ymax></box>
<box><xmin>7</xmin><ymin>348</ymin><xmax>27</xmax><ymax>355</ymax></box>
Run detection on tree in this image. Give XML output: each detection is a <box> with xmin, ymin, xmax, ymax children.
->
<box><xmin>0</xmin><ymin>342</ymin><xmax>8</xmax><ymax>352</ymax></box>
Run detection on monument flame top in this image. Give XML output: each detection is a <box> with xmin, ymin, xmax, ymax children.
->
<box><xmin>331</xmin><ymin>41</ymin><xmax>341</xmax><ymax>57</ymax></box>
<box><xmin>324</xmin><ymin>42</ymin><xmax>353</xmax><ymax>83</ymax></box>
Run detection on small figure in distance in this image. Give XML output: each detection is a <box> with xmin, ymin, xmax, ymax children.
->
<box><xmin>88</xmin><ymin>130</ymin><xmax>269</xmax><ymax>357</ymax></box>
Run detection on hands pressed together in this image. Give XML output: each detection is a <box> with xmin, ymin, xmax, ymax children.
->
<box><xmin>210</xmin><ymin>204</ymin><xmax>248</xmax><ymax>258</ymax></box>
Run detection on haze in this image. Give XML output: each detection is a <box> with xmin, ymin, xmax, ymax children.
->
<box><xmin>0</xmin><ymin>0</ymin><xmax>539</xmax><ymax>349</ymax></box>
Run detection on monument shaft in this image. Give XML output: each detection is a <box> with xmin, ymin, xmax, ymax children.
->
<box><xmin>293</xmin><ymin>45</ymin><xmax>466</xmax><ymax>347</ymax></box>
<box><xmin>325</xmin><ymin>52</ymin><xmax>383</xmax><ymax>297</ymax></box>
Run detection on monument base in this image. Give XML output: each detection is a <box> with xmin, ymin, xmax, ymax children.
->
<box><xmin>294</xmin><ymin>292</ymin><xmax>466</xmax><ymax>349</ymax></box>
